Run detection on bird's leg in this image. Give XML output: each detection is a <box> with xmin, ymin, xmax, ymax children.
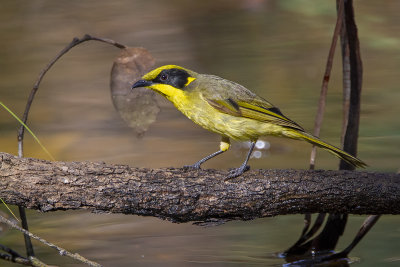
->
<box><xmin>183</xmin><ymin>136</ymin><xmax>230</xmax><ymax>170</ymax></box>
<box><xmin>226</xmin><ymin>140</ymin><xmax>256</xmax><ymax>180</ymax></box>
<box><xmin>183</xmin><ymin>150</ymin><xmax>224</xmax><ymax>170</ymax></box>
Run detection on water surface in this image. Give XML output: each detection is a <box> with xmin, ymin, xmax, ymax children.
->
<box><xmin>1</xmin><ymin>1</ymin><xmax>399</xmax><ymax>266</ymax></box>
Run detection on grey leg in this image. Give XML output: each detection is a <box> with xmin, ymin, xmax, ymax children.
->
<box><xmin>183</xmin><ymin>149</ymin><xmax>225</xmax><ymax>170</ymax></box>
<box><xmin>226</xmin><ymin>141</ymin><xmax>256</xmax><ymax>180</ymax></box>
<box><xmin>183</xmin><ymin>136</ymin><xmax>230</xmax><ymax>170</ymax></box>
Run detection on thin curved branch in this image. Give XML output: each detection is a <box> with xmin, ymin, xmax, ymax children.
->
<box><xmin>17</xmin><ymin>34</ymin><xmax>126</xmax><ymax>157</ymax></box>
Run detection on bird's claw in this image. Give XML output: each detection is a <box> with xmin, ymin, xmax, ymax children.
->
<box><xmin>225</xmin><ymin>165</ymin><xmax>250</xmax><ymax>181</ymax></box>
<box><xmin>183</xmin><ymin>163</ymin><xmax>202</xmax><ymax>171</ymax></box>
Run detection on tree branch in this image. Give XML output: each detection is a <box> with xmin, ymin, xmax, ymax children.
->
<box><xmin>0</xmin><ymin>215</ymin><xmax>101</xmax><ymax>267</ymax></box>
<box><xmin>0</xmin><ymin>152</ymin><xmax>399</xmax><ymax>222</ymax></box>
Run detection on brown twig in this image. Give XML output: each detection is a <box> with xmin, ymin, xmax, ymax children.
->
<box><xmin>0</xmin><ymin>214</ymin><xmax>102</xmax><ymax>267</ymax></box>
<box><xmin>323</xmin><ymin>214</ymin><xmax>380</xmax><ymax>261</ymax></box>
<box><xmin>0</xmin><ymin>249</ymin><xmax>50</xmax><ymax>267</ymax></box>
<box><xmin>0</xmin><ymin>244</ymin><xmax>31</xmax><ymax>265</ymax></box>
<box><xmin>309</xmin><ymin>0</ymin><xmax>345</xmax><ymax>169</ymax></box>
<box><xmin>0</xmin><ymin>253</ymin><xmax>31</xmax><ymax>266</ymax></box>
<box><xmin>1</xmin><ymin>237</ymin><xmax>52</xmax><ymax>266</ymax></box>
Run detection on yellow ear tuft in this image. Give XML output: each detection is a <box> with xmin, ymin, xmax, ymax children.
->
<box><xmin>184</xmin><ymin>77</ymin><xmax>196</xmax><ymax>87</ymax></box>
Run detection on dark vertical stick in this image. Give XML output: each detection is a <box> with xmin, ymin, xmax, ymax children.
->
<box><xmin>311</xmin><ymin>213</ymin><xmax>347</xmax><ymax>251</ymax></box>
<box><xmin>18</xmin><ymin>207</ymin><xmax>34</xmax><ymax>257</ymax></box>
<box><xmin>284</xmin><ymin>213</ymin><xmax>326</xmax><ymax>255</ymax></box>
<box><xmin>333</xmin><ymin>0</ymin><xmax>380</xmax><ymax>257</ymax></box>
<box><xmin>340</xmin><ymin>17</ymin><xmax>351</xmax><ymax>147</ymax></box>
<box><xmin>339</xmin><ymin>0</ymin><xmax>362</xmax><ymax>170</ymax></box>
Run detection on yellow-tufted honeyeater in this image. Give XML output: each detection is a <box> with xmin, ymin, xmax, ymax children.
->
<box><xmin>132</xmin><ymin>65</ymin><xmax>366</xmax><ymax>179</ymax></box>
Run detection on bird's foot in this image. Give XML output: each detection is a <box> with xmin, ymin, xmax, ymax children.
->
<box><xmin>183</xmin><ymin>163</ymin><xmax>202</xmax><ymax>171</ymax></box>
<box><xmin>225</xmin><ymin>165</ymin><xmax>250</xmax><ymax>181</ymax></box>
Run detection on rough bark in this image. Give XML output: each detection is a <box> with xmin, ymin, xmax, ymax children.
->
<box><xmin>0</xmin><ymin>152</ymin><xmax>398</xmax><ymax>222</ymax></box>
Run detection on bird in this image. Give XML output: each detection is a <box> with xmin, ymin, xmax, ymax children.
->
<box><xmin>132</xmin><ymin>65</ymin><xmax>366</xmax><ymax>179</ymax></box>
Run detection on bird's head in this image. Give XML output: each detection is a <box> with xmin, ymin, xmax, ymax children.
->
<box><xmin>132</xmin><ymin>65</ymin><xmax>197</xmax><ymax>98</ymax></box>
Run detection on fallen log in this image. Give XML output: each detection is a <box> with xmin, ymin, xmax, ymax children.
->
<box><xmin>0</xmin><ymin>152</ymin><xmax>398</xmax><ymax>222</ymax></box>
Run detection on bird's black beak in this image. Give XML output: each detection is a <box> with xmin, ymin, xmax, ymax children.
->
<box><xmin>131</xmin><ymin>80</ymin><xmax>153</xmax><ymax>89</ymax></box>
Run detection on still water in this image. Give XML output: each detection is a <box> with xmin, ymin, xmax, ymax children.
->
<box><xmin>0</xmin><ymin>0</ymin><xmax>399</xmax><ymax>266</ymax></box>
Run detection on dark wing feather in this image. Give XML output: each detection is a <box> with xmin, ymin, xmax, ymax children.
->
<box><xmin>206</xmin><ymin>98</ymin><xmax>242</xmax><ymax>117</ymax></box>
<box><xmin>205</xmin><ymin>96</ymin><xmax>304</xmax><ymax>131</ymax></box>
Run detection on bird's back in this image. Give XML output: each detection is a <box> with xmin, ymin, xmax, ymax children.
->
<box><xmin>194</xmin><ymin>74</ymin><xmax>271</xmax><ymax>105</ymax></box>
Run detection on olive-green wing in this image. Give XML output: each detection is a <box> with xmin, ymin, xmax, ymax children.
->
<box><xmin>206</xmin><ymin>97</ymin><xmax>304</xmax><ymax>131</ymax></box>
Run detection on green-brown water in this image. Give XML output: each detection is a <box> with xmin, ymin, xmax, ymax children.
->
<box><xmin>1</xmin><ymin>1</ymin><xmax>399</xmax><ymax>266</ymax></box>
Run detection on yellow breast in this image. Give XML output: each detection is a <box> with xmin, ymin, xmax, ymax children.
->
<box><xmin>149</xmin><ymin>84</ymin><xmax>286</xmax><ymax>141</ymax></box>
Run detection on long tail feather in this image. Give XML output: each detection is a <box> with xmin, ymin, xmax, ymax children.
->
<box><xmin>294</xmin><ymin>131</ymin><xmax>367</xmax><ymax>168</ymax></box>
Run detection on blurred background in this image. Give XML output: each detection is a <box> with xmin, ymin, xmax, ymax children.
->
<box><xmin>0</xmin><ymin>0</ymin><xmax>399</xmax><ymax>266</ymax></box>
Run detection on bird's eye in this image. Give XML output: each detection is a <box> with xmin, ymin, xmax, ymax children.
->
<box><xmin>160</xmin><ymin>74</ymin><xmax>168</xmax><ymax>81</ymax></box>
